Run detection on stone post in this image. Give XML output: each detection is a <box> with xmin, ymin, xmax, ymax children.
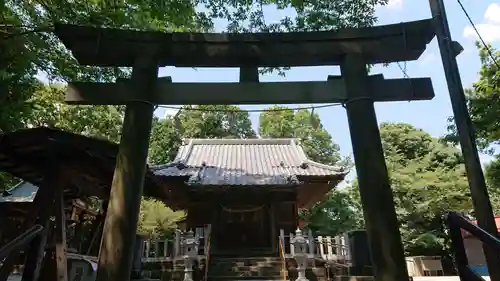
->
<box><xmin>291</xmin><ymin>229</ymin><xmax>309</xmax><ymax>281</ymax></box>
<box><xmin>183</xmin><ymin>230</ymin><xmax>199</xmax><ymax>281</ymax></box>
<box><xmin>131</xmin><ymin>235</ymin><xmax>144</xmax><ymax>279</ymax></box>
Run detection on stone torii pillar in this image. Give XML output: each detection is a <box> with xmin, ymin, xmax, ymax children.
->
<box><xmin>340</xmin><ymin>54</ymin><xmax>408</xmax><ymax>281</ymax></box>
<box><xmin>95</xmin><ymin>55</ymin><xmax>159</xmax><ymax>281</ymax></box>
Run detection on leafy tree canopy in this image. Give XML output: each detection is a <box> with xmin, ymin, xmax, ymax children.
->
<box><xmin>0</xmin><ymin>84</ymin><xmax>124</xmax><ymax>189</ymax></box>
<box><xmin>445</xmin><ymin>43</ymin><xmax>500</xmax><ymax>153</ymax></box>
<box><xmin>259</xmin><ymin>106</ymin><xmax>345</xmax><ymax>166</ymax></box>
<box><xmin>258</xmin><ymin>106</ymin><xmax>355</xmax><ymax>234</ymax></box>
<box><xmin>148</xmin><ymin>105</ymin><xmax>256</xmax><ymax>165</ymax></box>
<box><xmin>380</xmin><ymin>123</ymin><xmax>471</xmax><ymax>256</ymax></box>
<box><xmin>138</xmin><ymin>198</ymin><xmax>186</xmax><ymax>239</ymax></box>
<box><xmin>444</xmin><ymin>43</ymin><xmax>500</xmax><ymax>194</ymax></box>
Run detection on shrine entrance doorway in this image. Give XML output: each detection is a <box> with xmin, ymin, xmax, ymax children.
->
<box><xmin>214</xmin><ymin>204</ymin><xmax>272</xmax><ymax>253</ymax></box>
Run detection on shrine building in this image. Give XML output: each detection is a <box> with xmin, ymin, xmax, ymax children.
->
<box><xmin>151</xmin><ymin>138</ymin><xmax>346</xmax><ymax>255</ymax></box>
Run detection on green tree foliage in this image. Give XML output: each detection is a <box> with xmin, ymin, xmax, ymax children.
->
<box><xmin>259</xmin><ymin>106</ymin><xmax>342</xmax><ymax>166</ymax></box>
<box><xmin>149</xmin><ymin>117</ymin><xmax>183</xmax><ymax>165</ymax></box>
<box><xmin>24</xmin><ymin>84</ymin><xmax>124</xmax><ymax>141</ymax></box>
<box><xmin>299</xmin><ymin>188</ymin><xmax>363</xmax><ymax>236</ymax></box>
<box><xmin>445</xmin><ymin>43</ymin><xmax>500</xmax><ymax>152</ymax></box>
<box><xmin>137</xmin><ymin>198</ymin><xmax>186</xmax><ymax>239</ymax></box>
<box><xmin>336</xmin><ymin>123</ymin><xmax>474</xmax><ymax>255</ymax></box>
<box><xmin>444</xmin><ymin>43</ymin><xmax>500</xmax><ymax>209</ymax></box>
<box><xmin>379</xmin><ymin>123</ymin><xmax>471</xmax><ymax>255</ymax></box>
<box><xmin>486</xmin><ymin>157</ymin><xmax>500</xmax><ymax>189</ymax></box>
<box><xmin>258</xmin><ymin>106</ymin><xmax>356</xmax><ymax>234</ymax></box>
<box><xmin>0</xmin><ymin>84</ymin><xmax>124</xmax><ymax>189</ymax></box>
<box><xmin>148</xmin><ymin>105</ymin><xmax>256</xmax><ymax>165</ymax></box>
<box><xmin>2</xmin><ymin>0</ymin><xmax>388</xmax><ymax>100</ymax></box>
<box><xmin>2</xmin><ymin>0</ymin><xmax>389</xmax><ymax>133</ymax></box>
<box><xmin>177</xmin><ymin>105</ymin><xmax>256</xmax><ymax>139</ymax></box>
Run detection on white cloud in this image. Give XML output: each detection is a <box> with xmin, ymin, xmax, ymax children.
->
<box><xmin>463</xmin><ymin>3</ymin><xmax>500</xmax><ymax>43</ymax></box>
<box><xmin>485</xmin><ymin>3</ymin><xmax>500</xmax><ymax>24</ymax></box>
<box><xmin>420</xmin><ymin>52</ymin><xmax>436</xmax><ymax>65</ymax></box>
<box><xmin>163</xmin><ymin>107</ymin><xmax>181</xmax><ymax>118</ymax></box>
<box><xmin>386</xmin><ymin>0</ymin><xmax>403</xmax><ymax>9</ymax></box>
<box><xmin>480</xmin><ymin>153</ymin><xmax>494</xmax><ymax>167</ymax></box>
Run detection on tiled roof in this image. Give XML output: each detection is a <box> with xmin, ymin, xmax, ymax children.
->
<box><xmin>151</xmin><ymin>138</ymin><xmax>345</xmax><ymax>186</ymax></box>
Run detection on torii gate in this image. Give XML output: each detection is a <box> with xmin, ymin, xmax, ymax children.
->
<box><xmin>51</xmin><ymin>1</ymin><xmax>499</xmax><ymax>281</ymax></box>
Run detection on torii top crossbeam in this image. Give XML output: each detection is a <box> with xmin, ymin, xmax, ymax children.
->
<box><xmin>54</xmin><ymin>19</ymin><xmax>435</xmax><ymax>67</ymax></box>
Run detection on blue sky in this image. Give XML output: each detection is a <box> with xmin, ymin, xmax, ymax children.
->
<box><xmin>155</xmin><ymin>0</ymin><xmax>500</xmax><ymax>171</ymax></box>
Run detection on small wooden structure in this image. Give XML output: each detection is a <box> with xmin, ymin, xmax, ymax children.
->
<box><xmin>152</xmin><ymin>138</ymin><xmax>345</xmax><ymax>254</ymax></box>
<box><xmin>0</xmin><ymin>181</ymin><xmax>99</xmax><ymax>250</ymax></box>
<box><xmin>0</xmin><ymin>127</ymin><xmax>164</xmax><ymax>281</ymax></box>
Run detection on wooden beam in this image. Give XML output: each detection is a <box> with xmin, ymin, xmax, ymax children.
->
<box><xmin>21</xmin><ymin>180</ymin><xmax>54</xmax><ymax>281</ymax></box>
<box><xmin>0</xmin><ymin>181</ymin><xmax>54</xmax><ymax>281</ymax></box>
<box><xmin>66</xmin><ymin>76</ymin><xmax>435</xmax><ymax>105</ymax></box>
<box><xmin>341</xmin><ymin>54</ymin><xmax>408</xmax><ymax>281</ymax></box>
<box><xmin>54</xmin><ymin>19</ymin><xmax>435</xmax><ymax>67</ymax></box>
<box><xmin>54</xmin><ymin>181</ymin><xmax>68</xmax><ymax>281</ymax></box>
<box><xmin>240</xmin><ymin>67</ymin><xmax>259</xmax><ymax>83</ymax></box>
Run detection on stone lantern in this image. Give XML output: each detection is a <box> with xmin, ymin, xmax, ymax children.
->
<box><xmin>183</xmin><ymin>229</ymin><xmax>199</xmax><ymax>281</ymax></box>
<box><xmin>291</xmin><ymin>228</ymin><xmax>309</xmax><ymax>281</ymax></box>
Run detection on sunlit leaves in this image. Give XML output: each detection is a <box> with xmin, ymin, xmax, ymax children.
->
<box><xmin>148</xmin><ymin>105</ymin><xmax>256</xmax><ymax>165</ymax></box>
<box><xmin>445</xmin><ymin>43</ymin><xmax>500</xmax><ymax>152</ymax></box>
<box><xmin>138</xmin><ymin>198</ymin><xmax>186</xmax><ymax>239</ymax></box>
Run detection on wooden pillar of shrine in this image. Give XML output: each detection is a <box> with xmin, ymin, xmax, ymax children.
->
<box><xmin>95</xmin><ymin>55</ymin><xmax>159</xmax><ymax>281</ymax></box>
<box><xmin>21</xmin><ymin>176</ymin><xmax>55</xmax><ymax>281</ymax></box>
<box><xmin>53</xmin><ymin>180</ymin><xmax>68</xmax><ymax>281</ymax></box>
<box><xmin>340</xmin><ymin>54</ymin><xmax>409</xmax><ymax>281</ymax></box>
<box><xmin>270</xmin><ymin>202</ymin><xmax>277</xmax><ymax>252</ymax></box>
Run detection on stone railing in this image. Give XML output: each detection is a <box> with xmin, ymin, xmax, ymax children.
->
<box><xmin>142</xmin><ymin>225</ymin><xmax>211</xmax><ymax>261</ymax></box>
<box><xmin>279</xmin><ymin>228</ymin><xmax>351</xmax><ymax>262</ymax></box>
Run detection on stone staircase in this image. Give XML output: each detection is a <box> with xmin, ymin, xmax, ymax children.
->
<box><xmin>207</xmin><ymin>255</ymin><xmax>285</xmax><ymax>281</ymax></box>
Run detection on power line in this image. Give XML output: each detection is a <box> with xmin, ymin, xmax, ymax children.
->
<box><xmin>456</xmin><ymin>0</ymin><xmax>500</xmax><ymax>69</ymax></box>
<box><xmin>396</xmin><ymin>62</ymin><xmax>410</xmax><ymax>78</ymax></box>
<box><xmin>157</xmin><ymin>103</ymin><xmax>342</xmax><ymax>113</ymax></box>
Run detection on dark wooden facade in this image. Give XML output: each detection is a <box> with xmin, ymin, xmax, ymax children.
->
<box><xmin>186</xmin><ymin>190</ymin><xmax>298</xmax><ymax>253</ymax></box>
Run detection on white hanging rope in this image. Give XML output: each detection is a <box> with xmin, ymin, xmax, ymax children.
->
<box><xmin>221</xmin><ymin>205</ymin><xmax>264</xmax><ymax>213</ymax></box>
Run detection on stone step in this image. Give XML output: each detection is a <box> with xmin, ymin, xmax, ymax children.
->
<box><xmin>211</xmin><ymin>256</ymin><xmax>280</xmax><ymax>260</ymax></box>
<box><xmin>213</xmin><ymin>252</ymin><xmax>276</xmax><ymax>258</ymax></box>
<box><xmin>208</xmin><ymin>277</ymin><xmax>290</xmax><ymax>281</ymax></box>
<box><xmin>210</xmin><ymin>261</ymin><xmax>282</xmax><ymax>269</ymax></box>
<box><xmin>208</xmin><ymin>266</ymin><xmax>283</xmax><ymax>277</ymax></box>
<box><xmin>210</xmin><ymin>265</ymin><xmax>282</xmax><ymax>271</ymax></box>
<box><xmin>330</xmin><ymin>277</ymin><xmax>374</xmax><ymax>281</ymax></box>
<box><xmin>211</xmin><ymin>257</ymin><xmax>281</xmax><ymax>265</ymax></box>
<box><xmin>208</xmin><ymin>255</ymin><xmax>284</xmax><ymax>281</ymax></box>
<box><xmin>207</xmin><ymin>275</ymin><xmax>284</xmax><ymax>281</ymax></box>
<box><xmin>206</xmin><ymin>271</ymin><xmax>283</xmax><ymax>279</ymax></box>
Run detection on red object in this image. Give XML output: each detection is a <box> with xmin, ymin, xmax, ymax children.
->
<box><xmin>462</xmin><ymin>216</ymin><xmax>500</xmax><ymax>239</ymax></box>
<box><xmin>298</xmin><ymin>220</ymin><xmax>306</xmax><ymax>228</ymax></box>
